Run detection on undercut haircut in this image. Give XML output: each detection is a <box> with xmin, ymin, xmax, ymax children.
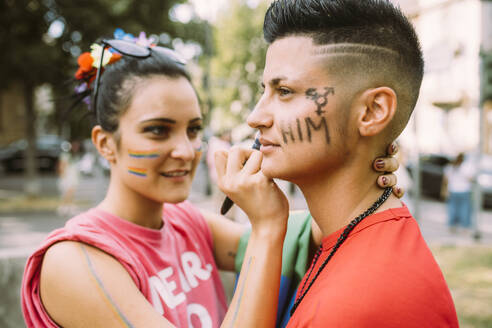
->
<box><xmin>263</xmin><ymin>0</ymin><xmax>424</xmax><ymax>140</ymax></box>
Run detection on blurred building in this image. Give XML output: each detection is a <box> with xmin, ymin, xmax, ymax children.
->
<box><xmin>396</xmin><ymin>0</ymin><xmax>489</xmax><ymax>155</ymax></box>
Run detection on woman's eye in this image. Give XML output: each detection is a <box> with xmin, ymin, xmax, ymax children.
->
<box><xmin>188</xmin><ymin>125</ymin><xmax>203</xmax><ymax>138</ymax></box>
<box><xmin>143</xmin><ymin>126</ymin><xmax>169</xmax><ymax>136</ymax></box>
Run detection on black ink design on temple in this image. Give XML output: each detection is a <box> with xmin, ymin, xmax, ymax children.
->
<box><xmin>305</xmin><ymin>87</ymin><xmax>335</xmax><ymax>116</ymax></box>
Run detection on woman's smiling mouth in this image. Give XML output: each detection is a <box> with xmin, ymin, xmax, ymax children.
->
<box><xmin>160</xmin><ymin>170</ymin><xmax>190</xmax><ymax>178</ymax></box>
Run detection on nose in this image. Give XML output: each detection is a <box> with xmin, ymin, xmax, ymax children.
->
<box><xmin>170</xmin><ymin>135</ymin><xmax>195</xmax><ymax>161</ymax></box>
<box><xmin>247</xmin><ymin>95</ymin><xmax>273</xmax><ymax>130</ymax></box>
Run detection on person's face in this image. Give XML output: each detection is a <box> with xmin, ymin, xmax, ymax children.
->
<box><xmin>113</xmin><ymin>76</ymin><xmax>203</xmax><ymax>204</ymax></box>
<box><xmin>247</xmin><ymin>36</ymin><xmax>354</xmax><ymax>182</ymax></box>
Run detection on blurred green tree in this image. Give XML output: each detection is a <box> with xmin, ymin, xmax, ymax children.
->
<box><xmin>0</xmin><ymin>0</ymin><xmax>207</xmax><ymax>194</ymax></box>
<box><xmin>209</xmin><ymin>0</ymin><xmax>268</xmax><ymax>134</ymax></box>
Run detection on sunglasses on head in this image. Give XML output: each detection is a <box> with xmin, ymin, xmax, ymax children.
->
<box><xmin>92</xmin><ymin>39</ymin><xmax>187</xmax><ymax>113</ymax></box>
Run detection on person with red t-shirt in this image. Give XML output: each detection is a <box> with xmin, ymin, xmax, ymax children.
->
<box><xmin>215</xmin><ymin>0</ymin><xmax>459</xmax><ymax>327</ymax></box>
<box><xmin>21</xmin><ymin>30</ymin><xmax>400</xmax><ymax>328</ymax></box>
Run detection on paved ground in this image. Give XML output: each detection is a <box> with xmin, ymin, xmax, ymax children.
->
<box><xmin>1</xmin><ymin>163</ymin><xmax>491</xmax><ymax>258</ymax></box>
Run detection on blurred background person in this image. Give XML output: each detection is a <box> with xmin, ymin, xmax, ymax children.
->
<box><xmin>442</xmin><ymin>152</ymin><xmax>475</xmax><ymax>232</ymax></box>
<box><xmin>57</xmin><ymin>140</ymin><xmax>82</xmax><ymax>216</ymax></box>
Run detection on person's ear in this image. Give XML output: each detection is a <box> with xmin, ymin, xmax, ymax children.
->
<box><xmin>357</xmin><ymin>87</ymin><xmax>397</xmax><ymax>137</ymax></box>
<box><xmin>91</xmin><ymin>125</ymin><xmax>117</xmax><ymax>164</ymax></box>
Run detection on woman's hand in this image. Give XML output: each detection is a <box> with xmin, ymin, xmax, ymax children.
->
<box><xmin>373</xmin><ymin>142</ymin><xmax>404</xmax><ymax>198</ymax></box>
<box><xmin>215</xmin><ymin>146</ymin><xmax>288</xmax><ymax>328</ymax></box>
<box><xmin>214</xmin><ymin>146</ymin><xmax>289</xmax><ymax>235</ymax></box>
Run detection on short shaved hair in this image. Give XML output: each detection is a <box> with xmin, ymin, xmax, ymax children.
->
<box><xmin>264</xmin><ymin>0</ymin><xmax>424</xmax><ymax>140</ymax></box>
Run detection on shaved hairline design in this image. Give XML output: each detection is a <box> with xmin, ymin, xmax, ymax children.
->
<box><xmin>310</xmin><ymin>43</ymin><xmax>400</xmax><ymax>58</ymax></box>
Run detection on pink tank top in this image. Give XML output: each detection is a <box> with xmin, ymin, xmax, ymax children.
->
<box><xmin>21</xmin><ymin>201</ymin><xmax>227</xmax><ymax>327</ymax></box>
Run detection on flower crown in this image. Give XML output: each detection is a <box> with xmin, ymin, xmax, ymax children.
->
<box><xmin>74</xmin><ymin>28</ymin><xmax>157</xmax><ymax>107</ymax></box>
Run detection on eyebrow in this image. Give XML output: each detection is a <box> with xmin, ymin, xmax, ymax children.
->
<box><xmin>262</xmin><ymin>76</ymin><xmax>288</xmax><ymax>87</ymax></box>
<box><xmin>262</xmin><ymin>76</ymin><xmax>303</xmax><ymax>89</ymax></box>
<box><xmin>139</xmin><ymin>117</ymin><xmax>202</xmax><ymax>124</ymax></box>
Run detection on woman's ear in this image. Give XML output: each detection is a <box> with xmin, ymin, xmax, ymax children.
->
<box><xmin>357</xmin><ymin>87</ymin><xmax>397</xmax><ymax>137</ymax></box>
<box><xmin>91</xmin><ymin>125</ymin><xmax>117</xmax><ymax>164</ymax></box>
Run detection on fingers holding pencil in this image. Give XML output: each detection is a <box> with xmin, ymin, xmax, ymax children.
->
<box><xmin>214</xmin><ymin>142</ymin><xmax>289</xmax><ymax>226</ymax></box>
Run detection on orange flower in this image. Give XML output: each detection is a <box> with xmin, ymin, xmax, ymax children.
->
<box><xmin>108</xmin><ymin>52</ymin><xmax>122</xmax><ymax>64</ymax></box>
<box><xmin>74</xmin><ymin>49</ymin><xmax>122</xmax><ymax>81</ymax></box>
<box><xmin>75</xmin><ymin>67</ymin><xmax>96</xmax><ymax>80</ymax></box>
<box><xmin>75</xmin><ymin>52</ymin><xmax>96</xmax><ymax>80</ymax></box>
<box><xmin>77</xmin><ymin>52</ymin><xmax>94</xmax><ymax>71</ymax></box>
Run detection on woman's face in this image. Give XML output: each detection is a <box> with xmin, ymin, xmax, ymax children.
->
<box><xmin>112</xmin><ymin>75</ymin><xmax>203</xmax><ymax>204</ymax></box>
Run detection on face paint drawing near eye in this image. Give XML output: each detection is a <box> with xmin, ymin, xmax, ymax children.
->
<box><xmin>128</xmin><ymin>167</ymin><xmax>148</xmax><ymax>177</ymax></box>
<box><xmin>128</xmin><ymin>149</ymin><xmax>160</xmax><ymax>159</ymax></box>
<box><xmin>305</xmin><ymin>87</ymin><xmax>335</xmax><ymax>116</ymax></box>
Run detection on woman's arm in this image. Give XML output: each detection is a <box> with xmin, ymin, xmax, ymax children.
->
<box><xmin>40</xmin><ymin>241</ymin><xmax>174</xmax><ymax>328</ymax></box>
<box><xmin>200</xmin><ymin>209</ymin><xmax>247</xmax><ymax>271</ymax></box>
<box><xmin>214</xmin><ymin>147</ymin><xmax>290</xmax><ymax>328</ymax></box>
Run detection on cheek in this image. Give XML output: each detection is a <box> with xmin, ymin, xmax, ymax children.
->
<box><xmin>278</xmin><ymin>114</ymin><xmax>331</xmax><ymax>146</ymax></box>
<box><xmin>191</xmin><ymin>151</ymin><xmax>202</xmax><ymax>173</ymax></box>
<box><xmin>191</xmin><ymin>140</ymin><xmax>204</xmax><ymax>169</ymax></box>
<box><xmin>124</xmin><ymin>148</ymin><xmax>165</xmax><ymax>177</ymax></box>
<box><xmin>192</xmin><ymin>139</ymin><xmax>203</xmax><ymax>153</ymax></box>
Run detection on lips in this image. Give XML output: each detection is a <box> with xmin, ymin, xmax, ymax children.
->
<box><xmin>160</xmin><ymin>170</ymin><xmax>190</xmax><ymax>177</ymax></box>
<box><xmin>259</xmin><ymin>137</ymin><xmax>280</xmax><ymax>147</ymax></box>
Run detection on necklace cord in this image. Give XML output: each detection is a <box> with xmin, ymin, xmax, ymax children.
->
<box><xmin>290</xmin><ymin>187</ymin><xmax>393</xmax><ymax>316</ymax></box>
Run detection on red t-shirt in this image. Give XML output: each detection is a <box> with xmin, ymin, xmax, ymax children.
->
<box><xmin>287</xmin><ymin>206</ymin><xmax>458</xmax><ymax>328</ymax></box>
<box><xmin>21</xmin><ymin>201</ymin><xmax>227</xmax><ymax>328</ymax></box>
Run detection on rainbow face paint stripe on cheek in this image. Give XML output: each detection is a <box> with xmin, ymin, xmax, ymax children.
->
<box><xmin>128</xmin><ymin>149</ymin><xmax>160</xmax><ymax>158</ymax></box>
<box><xmin>128</xmin><ymin>167</ymin><xmax>148</xmax><ymax>177</ymax></box>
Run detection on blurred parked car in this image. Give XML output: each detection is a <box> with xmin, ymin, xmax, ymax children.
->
<box><xmin>0</xmin><ymin>135</ymin><xmax>68</xmax><ymax>172</ymax></box>
<box><xmin>408</xmin><ymin>153</ymin><xmax>492</xmax><ymax>208</ymax></box>
<box><xmin>407</xmin><ymin>153</ymin><xmax>452</xmax><ymax>200</ymax></box>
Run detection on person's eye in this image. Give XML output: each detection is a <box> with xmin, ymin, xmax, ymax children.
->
<box><xmin>277</xmin><ymin>87</ymin><xmax>292</xmax><ymax>96</ymax></box>
<box><xmin>188</xmin><ymin>125</ymin><xmax>203</xmax><ymax>138</ymax></box>
<box><xmin>143</xmin><ymin>126</ymin><xmax>169</xmax><ymax>137</ymax></box>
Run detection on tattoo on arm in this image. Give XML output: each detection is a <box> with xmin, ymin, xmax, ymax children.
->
<box><xmin>230</xmin><ymin>256</ymin><xmax>254</xmax><ymax>327</ymax></box>
<box><xmin>78</xmin><ymin>244</ymin><xmax>135</xmax><ymax>328</ymax></box>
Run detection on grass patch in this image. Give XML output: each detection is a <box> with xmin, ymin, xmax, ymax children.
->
<box><xmin>432</xmin><ymin>245</ymin><xmax>492</xmax><ymax>328</ymax></box>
